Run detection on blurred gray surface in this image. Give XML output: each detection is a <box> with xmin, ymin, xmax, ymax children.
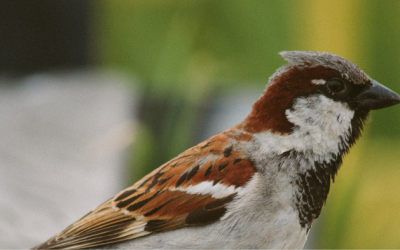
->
<box><xmin>0</xmin><ymin>72</ymin><xmax>138</xmax><ymax>248</ymax></box>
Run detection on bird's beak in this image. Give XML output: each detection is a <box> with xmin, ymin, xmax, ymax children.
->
<box><xmin>354</xmin><ymin>79</ymin><xmax>400</xmax><ymax>110</ymax></box>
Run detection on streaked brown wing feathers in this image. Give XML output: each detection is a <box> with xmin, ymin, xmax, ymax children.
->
<box><xmin>34</xmin><ymin>132</ymin><xmax>257</xmax><ymax>249</ymax></box>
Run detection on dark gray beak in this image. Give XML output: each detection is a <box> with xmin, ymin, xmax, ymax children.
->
<box><xmin>354</xmin><ymin>79</ymin><xmax>400</xmax><ymax>110</ymax></box>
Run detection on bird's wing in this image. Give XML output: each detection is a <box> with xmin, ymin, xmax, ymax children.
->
<box><xmin>34</xmin><ymin>132</ymin><xmax>257</xmax><ymax>249</ymax></box>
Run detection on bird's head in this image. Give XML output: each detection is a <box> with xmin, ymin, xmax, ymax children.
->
<box><xmin>243</xmin><ymin>51</ymin><xmax>400</xmax><ymax>157</ymax></box>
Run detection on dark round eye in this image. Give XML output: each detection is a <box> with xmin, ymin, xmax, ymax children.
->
<box><xmin>327</xmin><ymin>79</ymin><xmax>345</xmax><ymax>93</ymax></box>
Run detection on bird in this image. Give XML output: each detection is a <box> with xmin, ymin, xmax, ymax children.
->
<box><xmin>34</xmin><ymin>51</ymin><xmax>400</xmax><ymax>249</ymax></box>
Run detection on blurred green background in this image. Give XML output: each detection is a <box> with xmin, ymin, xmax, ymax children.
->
<box><xmin>92</xmin><ymin>0</ymin><xmax>400</xmax><ymax>248</ymax></box>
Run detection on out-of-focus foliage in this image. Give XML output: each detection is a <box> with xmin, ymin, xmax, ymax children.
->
<box><xmin>95</xmin><ymin>0</ymin><xmax>400</xmax><ymax>138</ymax></box>
<box><xmin>364</xmin><ymin>1</ymin><xmax>400</xmax><ymax>138</ymax></box>
<box><xmin>95</xmin><ymin>1</ymin><xmax>293</xmax><ymax>88</ymax></box>
<box><xmin>318</xmin><ymin>137</ymin><xmax>400</xmax><ymax>248</ymax></box>
<box><xmin>94</xmin><ymin>0</ymin><xmax>297</xmax><ymax>182</ymax></box>
<box><xmin>94</xmin><ymin>0</ymin><xmax>400</xmax><ymax>248</ymax></box>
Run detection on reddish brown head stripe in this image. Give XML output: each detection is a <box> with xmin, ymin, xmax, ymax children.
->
<box><xmin>244</xmin><ymin>65</ymin><xmax>339</xmax><ymax>134</ymax></box>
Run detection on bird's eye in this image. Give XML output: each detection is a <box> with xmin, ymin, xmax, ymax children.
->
<box><xmin>327</xmin><ymin>79</ymin><xmax>345</xmax><ymax>93</ymax></box>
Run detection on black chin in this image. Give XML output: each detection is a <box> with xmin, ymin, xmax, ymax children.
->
<box><xmin>347</xmin><ymin>109</ymin><xmax>369</xmax><ymax>148</ymax></box>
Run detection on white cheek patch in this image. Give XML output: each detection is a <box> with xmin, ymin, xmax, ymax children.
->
<box><xmin>253</xmin><ymin>95</ymin><xmax>355</xmax><ymax>164</ymax></box>
<box><xmin>311</xmin><ymin>79</ymin><xmax>326</xmax><ymax>85</ymax></box>
<box><xmin>172</xmin><ymin>181</ymin><xmax>242</xmax><ymax>199</ymax></box>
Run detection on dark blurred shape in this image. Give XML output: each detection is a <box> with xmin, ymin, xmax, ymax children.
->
<box><xmin>0</xmin><ymin>0</ymin><xmax>89</xmax><ymax>76</ymax></box>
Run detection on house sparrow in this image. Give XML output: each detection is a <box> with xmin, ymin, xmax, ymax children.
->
<box><xmin>34</xmin><ymin>51</ymin><xmax>400</xmax><ymax>249</ymax></box>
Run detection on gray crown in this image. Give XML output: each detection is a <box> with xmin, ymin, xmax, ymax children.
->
<box><xmin>269</xmin><ymin>51</ymin><xmax>370</xmax><ymax>86</ymax></box>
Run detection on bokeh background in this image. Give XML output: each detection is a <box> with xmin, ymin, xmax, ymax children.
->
<box><xmin>1</xmin><ymin>0</ymin><xmax>400</xmax><ymax>248</ymax></box>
